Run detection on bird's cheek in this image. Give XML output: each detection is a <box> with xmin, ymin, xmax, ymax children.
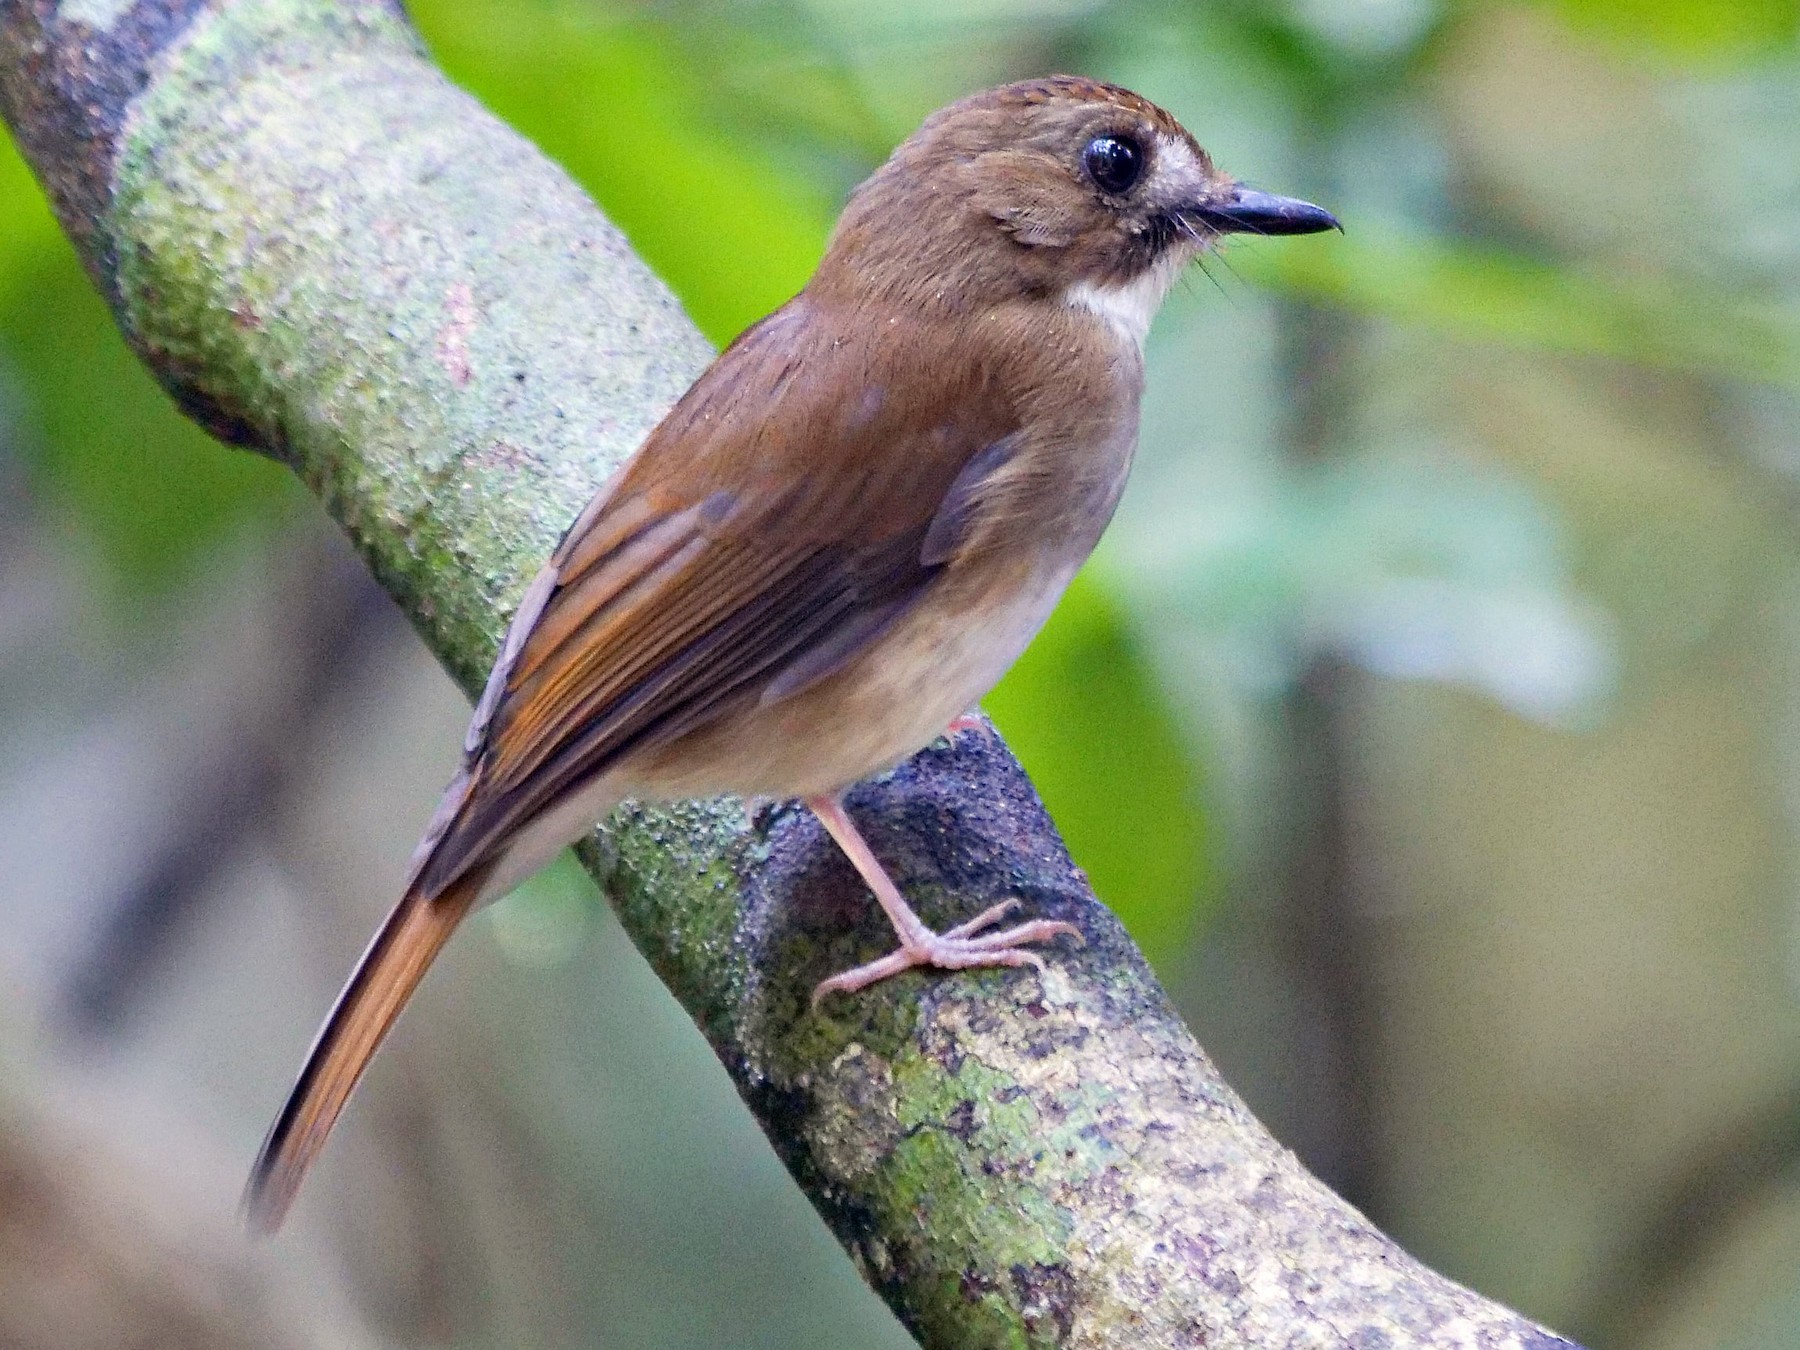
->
<box><xmin>994</xmin><ymin>202</ymin><xmax>1082</xmax><ymax>249</ymax></box>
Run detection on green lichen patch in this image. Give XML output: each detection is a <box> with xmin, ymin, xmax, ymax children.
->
<box><xmin>596</xmin><ymin>797</ymin><xmax>757</xmax><ymax>1039</ymax></box>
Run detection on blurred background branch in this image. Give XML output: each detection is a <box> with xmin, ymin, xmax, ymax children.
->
<box><xmin>1</xmin><ymin>0</ymin><xmax>1797</xmax><ymax>1346</ymax></box>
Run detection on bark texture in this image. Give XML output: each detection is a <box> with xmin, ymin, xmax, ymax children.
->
<box><xmin>0</xmin><ymin>2</ymin><xmax>1583</xmax><ymax>1345</ymax></box>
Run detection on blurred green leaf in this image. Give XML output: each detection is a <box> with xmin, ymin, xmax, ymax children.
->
<box><xmin>1240</xmin><ymin>224</ymin><xmax>1800</xmax><ymax>389</ymax></box>
<box><xmin>1538</xmin><ymin>0</ymin><xmax>1800</xmax><ymax>62</ymax></box>
<box><xmin>0</xmin><ymin>129</ymin><xmax>60</xmax><ymax>263</ymax></box>
<box><xmin>985</xmin><ymin>571</ymin><xmax>1215</xmax><ymax>964</ymax></box>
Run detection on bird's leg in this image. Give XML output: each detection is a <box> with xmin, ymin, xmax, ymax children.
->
<box><xmin>945</xmin><ymin>711</ymin><xmax>987</xmax><ymax>737</ymax></box>
<box><xmin>806</xmin><ymin>794</ymin><xmax>1080</xmax><ymax>1006</ymax></box>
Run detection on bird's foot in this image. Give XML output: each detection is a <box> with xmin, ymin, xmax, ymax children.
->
<box><xmin>811</xmin><ymin>900</ymin><xmax>1081</xmax><ymax>1006</ymax></box>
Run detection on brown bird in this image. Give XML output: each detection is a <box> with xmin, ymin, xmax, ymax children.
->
<box><xmin>245</xmin><ymin>75</ymin><xmax>1337</xmax><ymax>1231</ymax></box>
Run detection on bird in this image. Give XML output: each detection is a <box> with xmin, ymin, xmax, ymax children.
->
<box><xmin>244</xmin><ymin>75</ymin><xmax>1338</xmax><ymax>1232</ymax></box>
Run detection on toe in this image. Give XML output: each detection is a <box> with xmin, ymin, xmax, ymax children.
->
<box><xmin>956</xmin><ymin>919</ymin><xmax>1082</xmax><ymax>953</ymax></box>
<box><xmin>942</xmin><ymin>898</ymin><xmax>1023</xmax><ymax>939</ymax></box>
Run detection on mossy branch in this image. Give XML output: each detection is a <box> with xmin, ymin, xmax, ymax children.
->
<box><xmin>0</xmin><ymin>2</ymin><xmax>1581</xmax><ymax>1345</ymax></box>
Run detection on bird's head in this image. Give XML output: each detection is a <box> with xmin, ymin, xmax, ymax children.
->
<box><xmin>821</xmin><ymin>76</ymin><xmax>1338</xmax><ymax>343</ymax></box>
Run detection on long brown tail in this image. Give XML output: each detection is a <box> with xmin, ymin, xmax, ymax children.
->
<box><xmin>243</xmin><ymin>871</ymin><xmax>485</xmax><ymax>1234</ymax></box>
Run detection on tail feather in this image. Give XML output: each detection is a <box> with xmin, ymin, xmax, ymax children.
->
<box><xmin>243</xmin><ymin>871</ymin><xmax>485</xmax><ymax>1234</ymax></box>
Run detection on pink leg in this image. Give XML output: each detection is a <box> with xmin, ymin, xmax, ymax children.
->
<box><xmin>806</xmin><ymin>794</ymin><xmax>1081</xmax><ymax>1007</ymax></box>
<box><xmin>945</xmin><ymin>711</ymin><xmax>987</xmax><ymax>737</ymax></box>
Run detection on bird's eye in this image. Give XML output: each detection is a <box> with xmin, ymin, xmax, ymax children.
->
<box><xmin>1082</xmin><ymin>134</ymin><xmax>1144</xmax><ymax>195</ymax></box>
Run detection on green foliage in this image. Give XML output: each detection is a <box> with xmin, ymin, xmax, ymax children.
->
<box><xmin>1542</xmin><ymin>0</ymin><xmax>1800</xmax><ymax>61</ymax></box>
<box><xmin>0</xmin><ymin>125</ymin><xmax>51</xmax><ymax>251</ymax></box>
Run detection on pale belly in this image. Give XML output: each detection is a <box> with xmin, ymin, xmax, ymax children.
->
<box><xmin>626</xmin><ymin>551</ymin><xmax>1083</xmax><ymax>802</ymax></box>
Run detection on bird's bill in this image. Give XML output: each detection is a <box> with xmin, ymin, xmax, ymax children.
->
<box><xmin>1186</xmin><ymin>186</ymin><xmax>1341</xmax><ymax>236</ymax></box>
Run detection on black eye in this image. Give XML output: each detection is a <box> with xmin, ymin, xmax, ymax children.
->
<box><xmin>1082</xmin><ymin>134</ymin><xmax>1144</xmax><ymax>195</ymax></box>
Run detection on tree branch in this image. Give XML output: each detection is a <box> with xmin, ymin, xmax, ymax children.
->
<box><xmin>0</xmin><ymin>2</ymin><xmax>1581</xmax><ymax>1344</ymax></box>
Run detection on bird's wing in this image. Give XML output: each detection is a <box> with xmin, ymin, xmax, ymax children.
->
<box><xmin>413</xmin><ymin>304</ymin><xmax>1021</xmax><ymax>899</ymax></box>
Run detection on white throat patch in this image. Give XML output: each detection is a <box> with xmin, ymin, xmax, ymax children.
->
<box><xmin>1064</xmin><ymin>253</ymin><xmax>1183</xmax><ymax>349</ymax></box>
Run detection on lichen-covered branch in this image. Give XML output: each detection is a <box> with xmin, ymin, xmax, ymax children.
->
<box><xmin>0</xmin><ymin>2</ymin><xmax>1581</xmax><ymax>1345</ymax></box>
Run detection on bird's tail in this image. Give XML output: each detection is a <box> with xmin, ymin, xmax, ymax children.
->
<box><xmin>243</xmin><ymin>870</ymin><xmax>485</xmax><ymax>1234</ymax></box>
